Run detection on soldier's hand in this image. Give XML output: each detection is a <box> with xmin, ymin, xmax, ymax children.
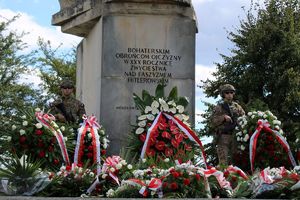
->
<box><xmin>224</xmin><ymin>115</ymin><xmax>232</xmax><ymax>123</ymax></box>
<box><xmin>55</xmin><ymin>113</ymin><xmax>66</xmax><ymax>122</ymax></box>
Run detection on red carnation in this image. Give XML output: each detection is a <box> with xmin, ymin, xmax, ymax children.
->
<box><xmin>165</xmin><ymin>148</ymin><xmax>173</xmax><ymax>156</ymax></box>
<box><xmin>139</xmin><ymin>133</ymin><xmax>146</xmax><ymax>142</ymax></box>
<box><xmin>155</xmin><ymin>141</ymin><xmax>166</xmax><ymax>151</ymax></box>
<box><xmin>162</xmin><ymin>182</ymin><xmax>168</xmax><ymax>189</ymax></box>
<box><xmin>38</xmin><ymin>151</ymin><xmax>45</xmax><ymax>158</ymax></box>
<box><xmin>171</xmin><ymin>139</ymin><xmax>179</xmax><ymax>148</ymax></box>
<box><xmin>183</xmin><ymin>178</ymin><xmax>190</xmax><ymax>185</ymax></box>
<box><xmin>162</xmin><ymin>131</ymin><xmax>171</xmax><ymax>139</ymax></box>
<box><xmin>101</xmin><ymin>149</ymin><xmax>106</xmax><ymax>155</ymax></box>
<box><xmin>87</xmin><ymin>152</ymin><xmax>93</xmax><ymax>158</ymax></box>
<box><xmin>35</xmin><ymin>129</ymin><xmax>43</xmax><ymax>136</ymax></box>
<box><xmin>48</xmin><ymin>146</ymin><xmax>54</xmax><ymax>152</ymax></box>
<box><xmin>88</xmin><ymin>145</ymin><xmax>93</xmax><ymax>151</ymax></box>
<box><xmin>37</xmin><ymin>140</ymin><xmax>44</xmax><ymax>148</ymax></box>
<box><xmin>19</xmin><ymin>135</ymin><xmax>26</xmax><ymax>143</ymax></box>
<box><xmin>53</xmin><ymin>159</ymin><xmax>59</xmax><ymax>165</ymax></box>
<box><xmin>184</xmin><ymin>144</ymin><xmax>192</xmax><ymax>151</ymax></box>
<box><xmin>223</xmin><ymin>170</ymin><xmax>229</xmax><ymax>178</ymax></box>
<box><xmin>195</xmin><ymin>174</ymin><xmax>201</xmax><ymax>181</ymax></box>
<box><xmin>170</xmin><ymin>182</ymin><xmax>178</xmax><ymax>190</ymax></box>
<box><xmin>146</xmin><ymin>148</ymin><xmax>155</xmax><ymax>157</ymax></box>
<box><xmin>171</xmin><ymin>171</ymin><xmax>180</xmax><ymax>178</ymax></box>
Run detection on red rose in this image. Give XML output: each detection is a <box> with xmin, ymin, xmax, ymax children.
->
<box><xmin>139</xmin><ymin>133</ymin><xmax>146</xmax><ymax>142</ymax></box>
<box><xmin>19</xmin><ymin>135</ymin><xmax>26</xmax><ymax>143</ymax></box>
<box><xmin>171</xmin><ymin>139</ymin><xmax>179</xmax><ymax>148</ymax></box>
<box><xmin>146</xmin><ymin>148</ymin><xmax>155</xmax><ymax>157</ymax></box>
<box><xmin>162</xmin><ymin>131</ymin><xmax>171</xmax><ymax>139</ymax></box>
<box><xmin>53</xmin><ymin>159</ymin><xmax>59</xmax><ymax>165</ymax></box>
<box><xmin>195</xmin><ymin>174</ymin><xmax>201</xmax><ymax>181</ymax></box>
<box><xmin>165</xmin><ymin>148</ymin><xmax>173</xmax><ymax>156</ymax></box>
<box><xmin>183</xmin><ymin>178</ymin><xmax>190</xmax><ymax>185</ymax></box>
<box><xmin>37</xmin><ymin>140</ymin><xmax>44</xmax><ymax>148</ymax></box>
<box><xmin>170</xmin><ymin>182</ymin><xmax>178</xmax><ymax>190</ymax></box>
<box><xmin>88</xmin><ymin>145</ymin><xmax>93</xmax><ymax>151</ymax></box>
<box><xmin>171</xmin><ymin>171</ymin><xmax>180</xmax><ymax>178</ymax></box>
<box><xmin>175</xmin><ymin>133</ymin><xmax>184</xmax><ymax>143</ymax></box>
<box><xmin>155</xmin><ymin>141</ymin><xmax>166</xmax><ymax>151</ymax></box>
<box><xmin>162</xmin><ymin>182</ymin><xmax>168</xmax><ymax>189</ymax></box>
<box><xmin>35</xmin><ymin>129</ymin><xmax>43</xmax><ymax>136</ymax></box>
<box><xmin>66</xmin><ymin>165</ymin><xmax>72</xmax><ymax>171</ymax></box>
<box><xmin>184</xmin><ymin>144</ymin><xmax>192</xmax><ymax>151</ymax></box>
<box><xmin>51</xmin><ymin>137</ymin><xmax>56</xmax><ymax>144</ymax></box>
<box><xmin>101</xmin><ymin>149</ymin><xmax>106</xmax><ymax>155</ymax></box>
<box><xmin>223</xmin><ymin>170</ymin><xmax>229</xmax><ymax>178</ymax></box>
<box><xmin>87</xmin><ymin>152</ymin><xmax>93</xmax><ymax>158</ymax></box>
<box><xmin>48</xmin><ymin>146</ymin><xmax>54</xmax><ymax>152</ymax></box>
<box><xmin>38</xmin><ymin>151</ymin><xmax>45</xmax><ymax>158</ymax></box>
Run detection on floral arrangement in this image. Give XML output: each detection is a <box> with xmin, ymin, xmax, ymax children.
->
<box><xmin>233</xmin><ymin>110</ymin><xmax>295</xmax><ymax>171</ymax></box>
<box><xmin>129</xmin><ymin>85</ymin><xmax>204</xmax><ymax>165</ymax></box>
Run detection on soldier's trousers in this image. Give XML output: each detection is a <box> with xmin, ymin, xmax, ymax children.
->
<box><xmin>216</xmin><ymin>134</ymin><xmax>234</xmax><ymax>166</ymax></box>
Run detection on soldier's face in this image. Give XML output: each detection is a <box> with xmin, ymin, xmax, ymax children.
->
<box><xmin>61</xmin><ymin>88</ymin><xmax>74</xmax><ymax>97</ymax></box>
<box><xmin>224</xmin><ymin>91</ymin><xmax>234</xmax><ymax>101</ymax></box>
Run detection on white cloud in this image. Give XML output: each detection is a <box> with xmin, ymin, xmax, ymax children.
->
<box><xmin>0</xmin><ymin>9</ymin><xmax>81</xmax><ymax>52</ymax></box>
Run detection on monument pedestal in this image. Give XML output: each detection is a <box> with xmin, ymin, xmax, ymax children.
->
<box><xmin>53</xmin><ymin>0</ymin><xmax>197</xmax><ymax>155</ymax></box>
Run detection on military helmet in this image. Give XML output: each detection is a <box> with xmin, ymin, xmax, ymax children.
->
<box><xmin>219</xmin><ymin>84</ymin><xmax>236</xmax><ymax>97</ymax></box>
<box><xmin>60</xmin><ymin>79</ymin><xmax>74</xmax><ymax>89</ymax></box>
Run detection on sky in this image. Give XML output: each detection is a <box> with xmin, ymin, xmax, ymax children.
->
<box><xmin>0</xmin><ymin>0</ymin><xmax>256</xmax><ymax>128</ymax></box>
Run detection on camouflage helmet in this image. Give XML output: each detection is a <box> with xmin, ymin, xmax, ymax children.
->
<box><xmin>219</xmin><ymin>84</ymin><xmax>236</xmax><ymax>97</ymax></box>
<box><xmin>60</xmin><ymin>79</ymin><xmax>74</xmax><ymax>89</ymax></box>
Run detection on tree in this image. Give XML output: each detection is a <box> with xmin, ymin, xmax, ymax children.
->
<box><xmin>200</xmin><ymin>0</ymin><xmax>300</xmax><ymax>165</ymax></box>
<box><xmin>0</xmin><ymin>16</ymin><xmax>41</xmax><ymax>118</ymax></box>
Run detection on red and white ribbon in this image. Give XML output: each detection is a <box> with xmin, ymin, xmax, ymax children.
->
<box><xmin>74</xmin><ymin>115</ymin><xmax>101</xmax><ymax>175</ymax></box>
<box><xmin>123</xmin><ymin>178</ymin><xmax>163</xmax><ymax>198</ymax></box>
<box><xmin>35</xmin><ymin>111</ymin><xmax>70</xmax><ymax>166</ymax></box>
<box><xmin>249</xmin><ymin>120</ymin><xmax>296</xmax><ymax>172</ymax></box>
<box><xmin>199</xmin><ymin>168</ymin><xmax>232</xmax><ymax>190</ymax></box>
<box><xmin>140</xmin><ymin>112</ymin><xmax>208</xmax><ymax>168</ymax></box>
<box><xmin>226</xmin><ymin>165</ymin><xmax>249</xmax><ymax>180</ymax></box>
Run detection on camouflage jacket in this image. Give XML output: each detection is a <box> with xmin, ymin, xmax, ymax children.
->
<box><xmin>211</xmin><ymin>100</ymin><xmax>245</xmax><ymax>134</ymax></box>
<box><xmin>50</xmin><ymin>95</ymin><xmax>86</xmax><ymax>123</ymax></box>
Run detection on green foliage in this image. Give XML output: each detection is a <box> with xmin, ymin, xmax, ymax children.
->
<box><xmin>200</xmin><ymin>0</ymin><xmax>300</xmax><ymax>163</ymax></box>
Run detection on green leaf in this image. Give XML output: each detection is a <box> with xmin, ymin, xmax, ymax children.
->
<box><xmin>177</xmin><ymin>97</ymin><xmax>189</xmax><ymax>107</ymax></box>
<box><xmin>168</xmin><ymin>87</ymin><xmax>178</xmax><ymax>101</ymax></box>
<box><xmin>155</xmin><ymin>84</ymin><xmax>165</xmax><ymax>98</ymax></box>
<box><xmin>142</xmin><ymin>90</ymin><xmax>153</xmax><ymax>106</ymax></box>
<box><xmin>133</xmin><ymin>93</ymin><xmax>146</xmax><ymax>111</ymax></box>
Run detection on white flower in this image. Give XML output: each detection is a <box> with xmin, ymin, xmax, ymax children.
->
<box><xmin>35</xmin><ymin>108</ymin><xmax>41</xmax><ymax>112</ymax></box>
<box><xmin>135</xmin><ymin>127</ymin><xmax>144</xmax><ymax>134</ymax></box>
<box><xmin>19</xmin><ymin>129</ymin><xmax>26</xmax><ymax>135</ymax></box>
<box><xmin>22</xmin><ymin>121</ymin><xmax>28</xmax><ymax>126</ymax></box>
<box><xmin>236</xmin><ymin>137</ymin><xmax>240</xmax><ymax>142</ymax></box>
<box><xmin>21</xmin><ymin>115</ymin><xmax>26</xmax><ymax>119</ymax></box>
<box><xmin>151</xmin><ymin>100</ymin><xmax>159</xmax><ymax>108</ymax></box>
<box><xmin>169</xmin><ymin>107</ymin><xmax>176</xmax><ymax>114</ymax></box>
<box><xmin>64</xmin><ymin>137</ymin><xmax>68</xmax><ymax>141</ymax></box>
<box><xmin>144</xmin><ymin>106</ymin><xmax>152</xmax><ymax>113</ymax></box>
<box><xmin>176</xmin><ymin>105</ymin><xmax>184</xmax><ymax>113</ymax></box>
<box><xmin>279</xmin><ymin>129</ymin><xmax>283</xmax><ymax>134</ymax></box>
<box><xmin>161</xmin><ymin>104</ymin><xmax>169</xmax><ymax>112</ymax></box>
<box><xmin>273</xmin><ymin>120</ymin><xmax>281</xmax><ymax>125</ymax></box>
<box><xmin>243</xmin><ymin>130</ymin><xmax>247</xmax><ymax>134</ymax></box>
<box><xmin>274</xmin><ymin>125</ymin><xmax>280</xmax><ymax>130</ymax></box>
<box><xmin>102</xmin><ymin>174</ymin><xmax>108</xmax><ymax>179</ymax></box>
<box><xmin>6</xmin><ymin>136</ymin><xmax>12</xmax><ymax>142</ymax></box>
<box><xmin>35</xmin><ymin>123</ymin><xmax>43</xmax><ymax>129</ymax></box>
<box><xmin>60</xmin><ymin>126</ymin><xmax>65</xmax><ymax>131</ymax></box>
<box><xmin>99</xmin><ymin>129</ymin><xmax>105</xmax><ymax>135</ymax></box>
<box><xmin>120</xmin><ymin>160</ymin><xmax>127</xmax><ymax>165</ymax></box>
<box><xmin>88</xmin><ymin>133</ymin><xmax>92</xmax><ymax>139</ymax></box>
<box><xmin>127</xmin><ymin>164</ymin><xmax>133</xmax><ymax>170</ymax></box>
<box><xmin>110</xmin><ymin>168</ymin><xmax>116</xmax><ymax>173</ymax></box>
<box><xmin>151</xmin><ymin>107</ymin><xmax>160</xmax><ymax>115</ymax></box>
<box><xmin>164</xmin><ymin>158</ymin><xmax>170</xmax><ymax>163</ymax></box>
<box><xmin>106</xmin><ymin>189</ymin><xmax>115</xmax><ymax>197</ymax></box>
<box><xmin>103</xmin><ymin>143</ymin><xmax>108</xmax><ymax>149</ymax></box>
<box><xmin>244</xmin><ymin>134</ymin><xmax>249</xmax><ymax>142</ymax></box>
<box><xmin>12</xmin><ymin>125</ymin><xmax>17</xmax><ymax>131</ymax></box>
<box><xmin>142</xmin><ymin>158</ymin><xmax>147</xmax><ymax>163</ymax></box>
<box><xmin>182</xmin><ymin>114</ymin><xmax>189</xmax><ymax>121</ymax></box>
<box><xmin>296</xmin><ymin>138</ymin><xmax>299</xmax><ymax>143</ymax></box>
<box><xmin>251</xmin><ymin>115</ymin><xmax>255</xmax><ymax>119</ymax></box>
<box><xmin>263</xmin><ymin>114</ymin><xmax>267</xmax><ymax>119</ymax></box>
<box><xmin>147</xmin><ymin>114</ymin><xmax>155</xmax><ymax>121</ymax></box>
<box><xmin>236</xmin><ymin>132</ymin><xmax>242</xmax><ymax>136</ymax></box>
<box><xmin>167</xmin><ymin>100</ymin><xmax>176</xmax><ymax>106</ymax></box>
<box><xmin>87</xmin><ymin>128</ymin><xmax>91</xmax><ymax>132</ymax></box>
<box><xmin>89</xmin><ymin>172</ymin><xmax>95</xmax><ymax>177</ymax></box>
<box><xmin>240</xmin><ymin>145</ymin><xmax>245</xmax><ymax>151</ymax></box>
<box><xmin>116</xmin><ymin>163</ymin><xmax>122</xmax><ymax>170</ymax></box>
<box><xmin>174</xmin><ymin>114</ymin><xmax>183</xmax><ymax>121</ymax></box>
<box><xmin>138</xmin><ymin>115</ymin><xmax>147</xmax><ymax>120</ymax></box>
<box><xmin>247</xmin><ymin>112</ymin><xmax>253</xmax><ymax>116</ymax></box>
<box><xmin>69</xmin><ymin>128</ymin><xmax>74</xmax><ymax>133</ymax></box>
<box><xmin>258</xmin><ymin>111</ymin><xmax>263</xmax><ymax>117</ymax></box>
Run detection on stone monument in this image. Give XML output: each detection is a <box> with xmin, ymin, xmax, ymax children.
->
<box><xmin>52</xmin><ymin>0</ymin><xmax>197</xmax><ymax>155</ymax></box>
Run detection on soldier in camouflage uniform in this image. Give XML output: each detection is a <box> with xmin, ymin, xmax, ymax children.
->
<box><xmin>50</xmin><ymin>79</ymin><xmax>86</xmax><ymax>123</ymax></box>
<box><xmin>211</xmin><ymin>84</ymin><xmax>245</xmax><ymax>166</ymax></box>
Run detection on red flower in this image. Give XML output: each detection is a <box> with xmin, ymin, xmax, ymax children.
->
<box><xmin>175</xmin><ymin>133</ymin><xmax>184</xmax><ymax>143</ymax></box>
<box><xmin>53</xmin><ymin>159</ymin><xmax>59</xmax><ymax>165</ymax></box>
<box><xmin>171</xmin><ymin>139</ymin><xmax>179</xmax><ymax>148</ymax></box>
<box><xmin>88</xmin><ymin>145</ymin><xmax>93</xmax><ymax>151</ymax></box>
<box><xmin>139</xmin><ymin>133</ymin><xmax>146</xmax><ymax>142</ymax></box>
<box><xmin>38</xmin><ymin>151</ymin><xmax>45</xmax><ymax>158</ymax></box>
<box><xmin>159</xmin><ymin>122</ymin><xmax>168</xmax><ymax>130</ymax></box>
<box><xmin>223</xmin><ymin>170</ymin><xmax>229</xmax><ymax>178</ymax></box>
<box><xmin>162</xmin><ymin>131</ymin><xmax>171</xmax><ymax>139</ymax></box>
<box><xmin>146</xmin><ymin>148</ymin><xmax>155</xmax><ymax>157</ymax></box>
<box><xmin>51</xmin><ymin>137</ymin><xmax>56</xmax><ymax>144</ymax></box>
<box><xmin>37</xmin><ymin>140</ymin><xmax>44</xmax><ymax>148</ymax></box>
<box><xmin>19</xmin><ymin>135</ymin><xmax>26</xmax><ymax>143</ymax></box>
<box><xmin>171</xmin><ymin>171</ymin><xmax>180</xmax><ymax>178</ymax></box>
<box><xmin>297</xmin><ymin>151</ymin><xmax>300</xmax><ymax>161</ymax></box>
<box><xmin>48</xmin><ymin>172</ymin><xmax>55</xmax><ymax>179</ymax></box>
<box><xmin>101</xmin><ymin>149</ymin><xmax>106</xmax><ymax>155</ymax></box>
<box><xmin>170</xmin><ymin>125</ymin><xmax>179</xmax><ymax>133</ymax></box>
<box><xmin>195</xmin><ymin>174</ymin><xmax>201</xmax><ymax>181</ymax></box>
<box><xmin>184</xmin><ymin>144</ymin><xmax>192</xmax><ymax>151</ymax></box>
<box><xmin>183</xmin><ymin>178</ymin><xmax>190</xmax><ymax>185</ymax></box>
<box><xmin>48</xmin><ymin>145</ymin><xmax>54</xmax><ymax>152</ymax></box>
<box><xmin>155</xmin><ymin>141</ymin><xmax>166</xmax><ymax>151</ymax></box>
<box><xmin>170</xmin><ymin>182</ymin><xmax>178</xmax><ymax>190</ymax></box>
<box><xmin>149</xmin><ymin>136</ymin><xmax>156</xmax><ymax>146</ymax></box>
<box><xmin>87</xmin><ymin>152</ymin><xmax>93</xmax><ymax>158</ymax></box>
<box><xmin>168</xmin><ymin>119</ymin><xmax>175</xmax><ymax>126</ymax></box>
<box><xmin>162</xmin><ymin>182</ymin><xmax>168</xmax><ymax>189</ymax></box>
<box><xmin>66</xmin><ymin>165</ymin><xmax>72</xmax><ymax>171</ymax></box>
<box><xmin>165</xmin><ymin>148</ymin><xmax>173</xmax><ymax>156</ymax></box>
<box><xmin>152</xmin><ymin>130</ymin><xmax>159</xmax><ymax>138</ymax></box>
<box><xmin>35</xmin><ymin>129</ymin><xmax>43</xmax><ymax>136</ymax></box>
